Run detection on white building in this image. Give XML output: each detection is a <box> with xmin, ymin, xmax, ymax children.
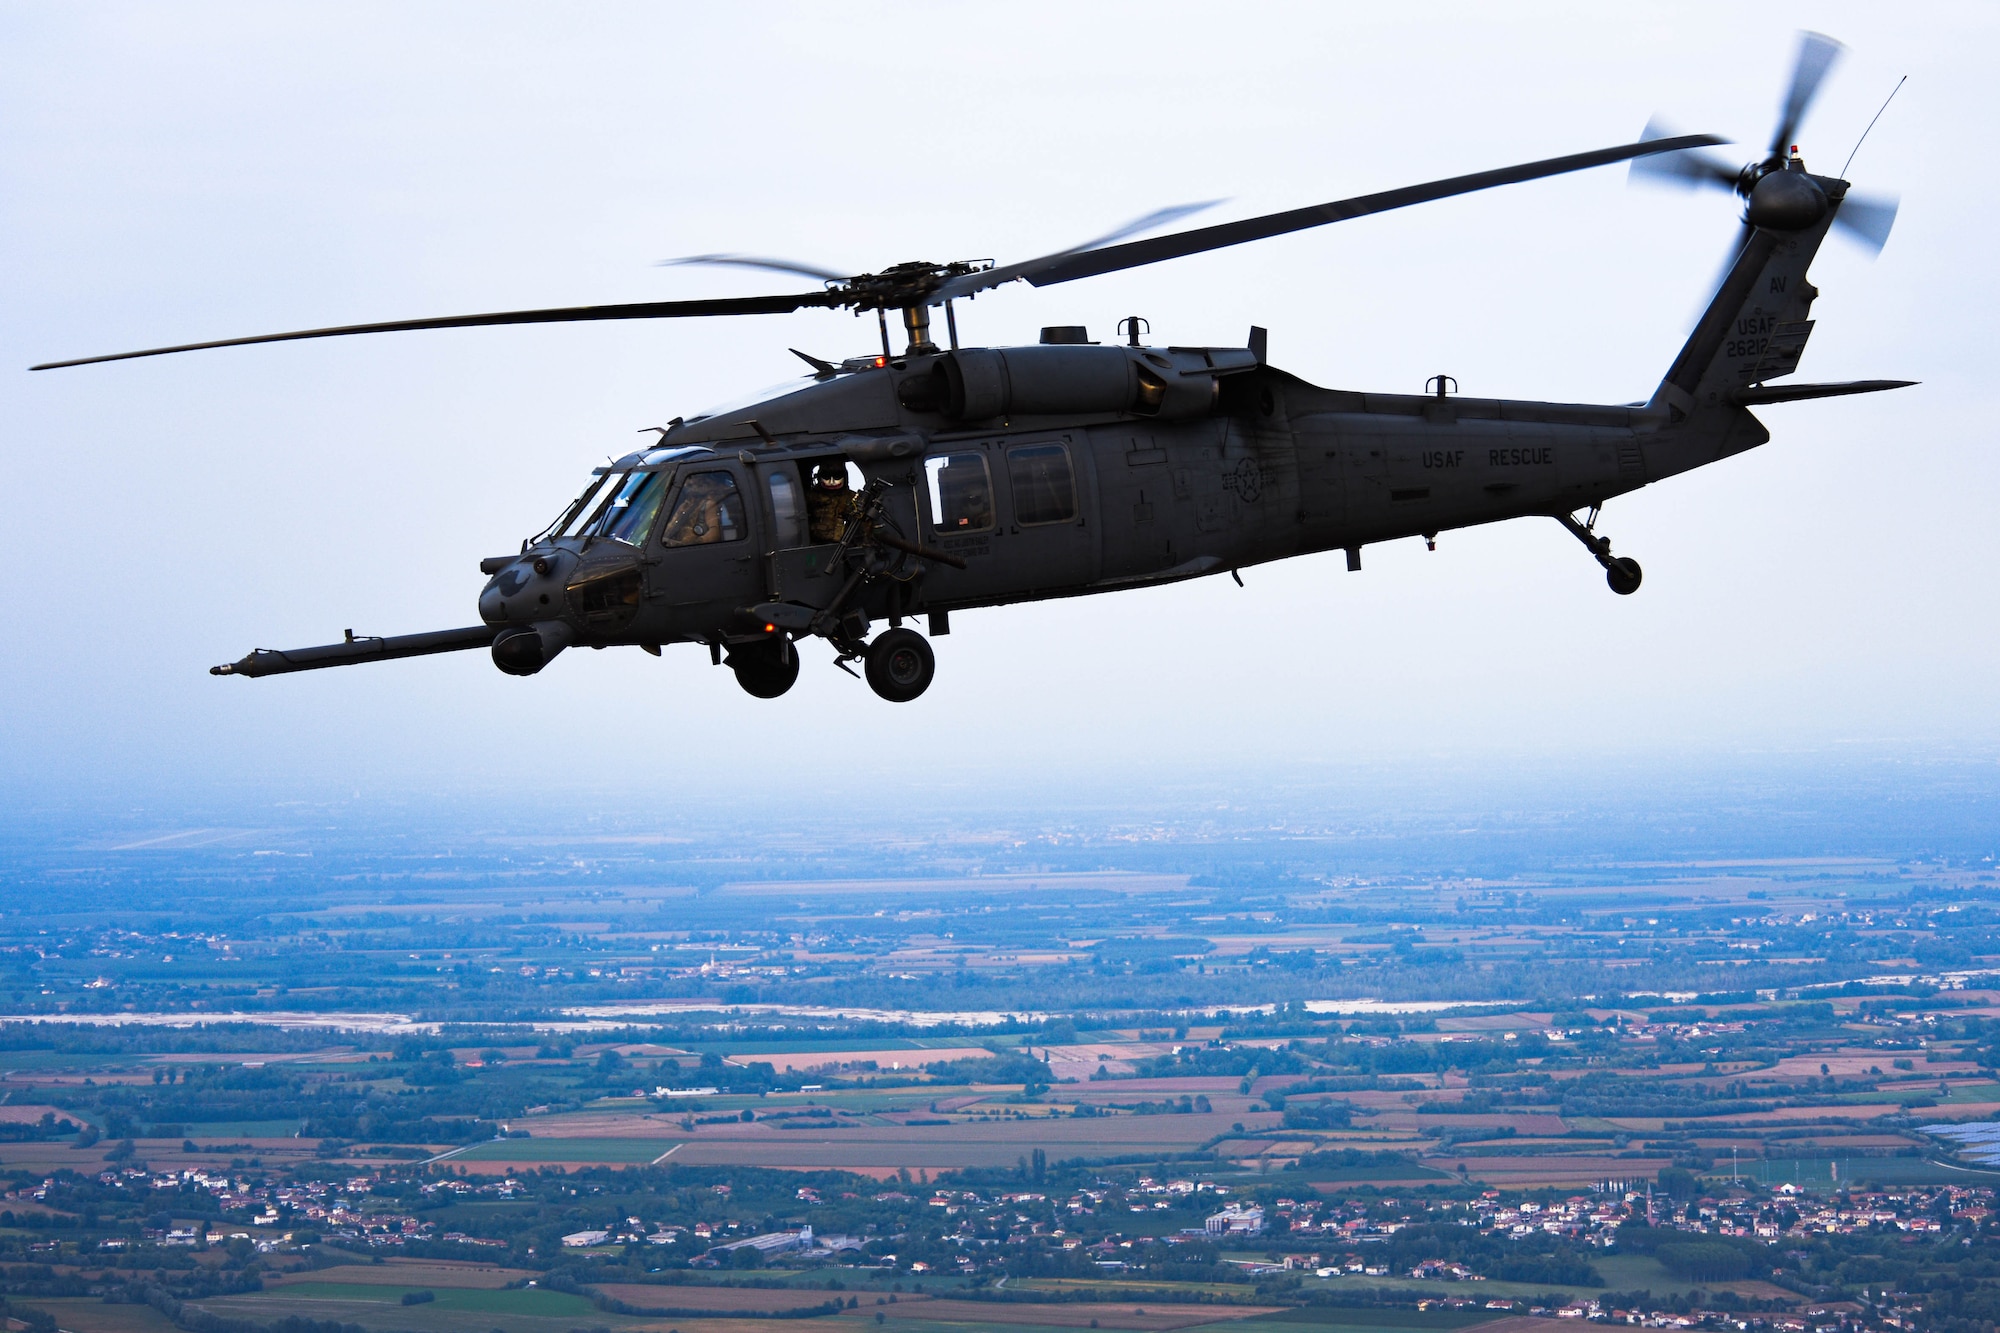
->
<box><xmin>1206</xmin><ymin>1205</ymin><xmax>1264</xmax><ymax>1235</ymax></box>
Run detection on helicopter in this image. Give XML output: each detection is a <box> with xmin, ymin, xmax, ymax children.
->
<box><xmin>34</xmin><ymin>33</ymin><xmax>1907</xmax><ymax>703</ymax></box>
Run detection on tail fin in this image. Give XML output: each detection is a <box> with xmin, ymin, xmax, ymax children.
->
<box><xmin>1650</xmin><ymin>174</ymin><xmax>1847</xmax><ymax>419</ymax></box>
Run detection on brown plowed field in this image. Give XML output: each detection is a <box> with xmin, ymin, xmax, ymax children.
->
<box><xmin>0</xmin><ymin>1103</ymin><xmax>70</xmax><ymax>1124</ymax></box>
<box><xmin>1766</xmin><ymin>1054</ymin><xmax>1976</xmax><ymax>1077</ymax></box>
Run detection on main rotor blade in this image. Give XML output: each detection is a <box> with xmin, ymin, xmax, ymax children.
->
<box><xmin>932</xmin><ymin>199</ymin><xmax>1224</xmax><ymax>302</ymax></box>
<box><xmin>1058</xmin><ymin>200</ymin><xmax>1227</xmax><ymax>259</ymax></box>
<box><xmin>1772</xmin><ymin>30</ymin><xmax>1844</xmax><ymax>159</ymax></box>
<box><xmin>1833</xmin><ymin>190</ymin><xmax>1898</xmax><ymax>253</ymax></box>
<box><xmin>1628</xmin><ymin>116</ymin><xmax>1741</xmax><ymax>192</ymax></box>
<box><xmin>659</xmin><ymin>253</ymin><xmax>852</xmax><ymax>282</ymax></box>
<box><xmin>31</xmin><ymin>291</ymin><xmax>841</xmax><ymax>370</ymax></box>
<box><xmin>993</xmin><ymin>133</ymin><xmax>1727</xmax><ymax>291</ymax></box>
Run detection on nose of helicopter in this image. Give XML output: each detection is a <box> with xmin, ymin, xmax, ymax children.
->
<box><xmin>478</xmin><ymin>552</ymin><xmax>570</xmax><ymax>625</ymax></box>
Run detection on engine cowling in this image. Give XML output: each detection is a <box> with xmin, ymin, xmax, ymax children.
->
<box><xmin>906</xmin><ymin>345</ymin><xmax>1223</xmax><ymax>422</ymax></box>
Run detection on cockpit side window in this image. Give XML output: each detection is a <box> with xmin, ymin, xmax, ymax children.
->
<box><xmin>660</xmin><ymin>471</ymin><xmax>745</xmax><ymax>547</ymax></box>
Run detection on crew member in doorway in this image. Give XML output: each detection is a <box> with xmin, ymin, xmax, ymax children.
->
<box><xmin>807</xmin><ymin>462</ymin><xmax>854</xmax><ymax>543</ymax></box>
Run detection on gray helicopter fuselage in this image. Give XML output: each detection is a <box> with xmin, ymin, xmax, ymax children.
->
<box><xmin>476</xmin><ymin>338</ymin><xmax>1766</xmax><ymax>655</ymax></box>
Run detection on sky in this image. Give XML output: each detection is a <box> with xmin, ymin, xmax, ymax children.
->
<box><xmin>1</xmin><ymin>2</ymin><xmax>1995</xmax><ymax>819</ymax></box>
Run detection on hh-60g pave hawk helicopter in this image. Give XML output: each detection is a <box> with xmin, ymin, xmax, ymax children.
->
<box><xmin>36</xmin><ymin>33</ymin><xmax>1908</xmax><ymax>703</ymax></box>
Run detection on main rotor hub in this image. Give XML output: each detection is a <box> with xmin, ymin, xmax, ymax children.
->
<box><xmin>836</xmin><ymin>259</ymin><xmax>992</xmax><ymax>312</ymax></box>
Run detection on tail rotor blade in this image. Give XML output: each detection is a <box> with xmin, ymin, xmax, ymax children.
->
<box><xmin>1833</xmin><ymin>190</ymin><xmax>1899</xmax><ymax>253</ymax></box>
<box><xmin>1772</xmin><ymin>30</ymin><xmax>1845</xmax><ymax>157</ymax></box>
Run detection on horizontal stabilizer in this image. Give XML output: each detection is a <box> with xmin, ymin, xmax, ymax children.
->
<box><xmin>212</xmin><ymin>625</ymin><xmax>498</xmax><ymax>678</ymax></box>
<box><xmin>1730</xmin><ymin>379</ymin><xmax>1917</xmax><ymax>406</ymax></box>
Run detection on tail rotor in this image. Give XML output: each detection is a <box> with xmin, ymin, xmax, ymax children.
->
<box><xmin>1630</xmin><ymin>30</ymin><xmax>1898</xmax><ymax>255</ymax></box>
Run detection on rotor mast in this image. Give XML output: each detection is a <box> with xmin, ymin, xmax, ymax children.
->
<box><xmin>901</xmin><ymin>304</ymin><xmax>938</xmax><ymax>355</ymax></box>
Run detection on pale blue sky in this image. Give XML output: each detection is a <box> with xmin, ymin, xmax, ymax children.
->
<box><xmin>1</xmin><ymin>2</ymin><xmax>1991</xmax><ymax>809</ymax></box>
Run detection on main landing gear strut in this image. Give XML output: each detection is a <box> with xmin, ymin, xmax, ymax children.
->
<box><xmin>1557</xmin><ymin>505</ymin><xmax>1643</xmax><ymax>596</ymax></box>
<box><xmin>724</xmin><ymin>628</ymin><xmax>937</xmax><ymax>702</ymax></box>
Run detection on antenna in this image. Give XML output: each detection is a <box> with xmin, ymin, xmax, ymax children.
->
<box><xmin>1841</xmin><ymin>75</ymin><xmax>1908</xmax><ymax>178</ymax></box>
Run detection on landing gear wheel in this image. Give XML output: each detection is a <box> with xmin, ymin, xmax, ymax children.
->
<box><xmin>864</xmin><ymin>628</ymin><xmax>935</xmax><ymax>702</ymax></box>
<box><xmin>727</xmin><ymin>637</ymin><xmax>799</xmax><ymax>698</ymax></box>
<box><xmin>1606</xmin><ymin>557</ymin><xmax>1643</xmax><ymax>596</ymax></box>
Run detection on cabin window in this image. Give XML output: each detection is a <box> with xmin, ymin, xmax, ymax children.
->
<box><xmin>766</xmin><ymin>467</ymin><xmax>804</xmax><ymax>549</ymax></box>
<box><xmin>1006</xmin><ymin>443</ymin><xmax>1077</xmax><ymax>525</ymax></box>
<box><xmin>659</xmin><ymin>471</ymin><xmax>745</xmax><ymax>547</ymax></box>
<box><xmin>924</xmin><ymin>452</ymin><xmax>994</xmax><ymax>534</ymax></box>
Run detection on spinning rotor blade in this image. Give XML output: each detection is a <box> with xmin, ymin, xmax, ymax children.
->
<box><xmin>1833</xmin><ymin>190</ymin><xmax>1898</xmax><ymax>253</ymax></box>
<box><xmin>659</xmin><ymin>253</ymin><xmax>852</xmax><ymax>282</ymax></box>
<box><xmin>1628</xmin><ymin>116</ymin><xmax>1740</xmax><ymax>192</ymax></box>
<box><xmin>931</xmin><ymin>199</ymin><xmax>1223</xmax><ymax>302</ymax></box>
<box><xmin>1773</xmin><ymin>31</ymin><xmax>1845</xmax><ymax>159</ymax></box>
<box><xmin>1702</xmin><ymin>220</ymin><xmax>1757</xmax><ymax>306</ymax></box>
<box><xmin>969</xmin><ymin>133</ymin><xmax>1726</xmax><ymax>292</ymax></box>
<box><xmin>31</xmin><ymin>290</ymin><xmax>840</xmax><ymax>370</ymax></box>
<box><xmin>1064</xmin><ymin>200</ymin><xmax>1226</xmax><ymax>254</ymax></box>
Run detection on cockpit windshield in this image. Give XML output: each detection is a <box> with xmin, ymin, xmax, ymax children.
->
<box><xmin>577</xmin><ymin>468</ymin><xmax>672</xmax><ymax>545</ymax></box>
<box><xmin>533</xmin><ymin>472</ymin><xmax>609</xmax><ymax>545</ymax></box>
<box><xmin>530</xmin><ymin>448</ymin><xmax>714</xmax><ymax>548</ymax></box>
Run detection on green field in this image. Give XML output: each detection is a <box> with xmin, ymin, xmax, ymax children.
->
<box><xmin>1740</xmin><ymin>1157</ymin><xmax>2000</xmax><ymax>1187</ymax></box>
<box><xmin>185</xmin><ymin>1119</ymin><xmax>303</xmax><ymax>1137</ymax></box>
<box><xmin>248</xmin><ymin>1284</ymin><xmax>598</xmax><ymax>1314</ymax></box>
<box><xmin>451</xmin><ymin>1136</ymin><xmax>678</xmax><ymax>1162</ymax></box>
<box><xmin>14</xmin><ymin>1298</ymin><xmax>183</xmax><ymax>1333</ymax></box>
<box><xmin>1014</xmin><ymin>1277</ymin><xmax>1263</xmax><ymax>1300</ymax></box>
<box><xmin>1235</xmin><ymin>1254</ymin><xmax>1716</xmax><ymax>1307</ymax></box>
<box><xmin>196</xmin><ymin>1283</ymin><xmax>610</xmax><ymax>1333</ymax></box>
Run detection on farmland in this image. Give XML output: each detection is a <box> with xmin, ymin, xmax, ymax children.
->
<box><xmin>6</xmin><ymin>817</ymin><xmax>2000</xmax><ymax>1333</ymax></box>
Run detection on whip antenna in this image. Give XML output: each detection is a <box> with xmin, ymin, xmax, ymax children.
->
<box><xmin>1842</xmin><ymin>75</ymin><xmax>1907</xmax><ymax>178</ymax></box>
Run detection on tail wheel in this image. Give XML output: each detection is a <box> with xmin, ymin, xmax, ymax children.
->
<box><xmin>727</xmin><ymin>637</ymin><xmax>799</xmax><ymax>698</ymax></box>
<box><xmin>864</xmin><ymin>628</ymin><xmax>935</xmax><ymax>702</ymax></box>
<box><xmin>1606</xmin><ymin>557</ymin><xmax>1643</xmax><ymax>596</ymax></box>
